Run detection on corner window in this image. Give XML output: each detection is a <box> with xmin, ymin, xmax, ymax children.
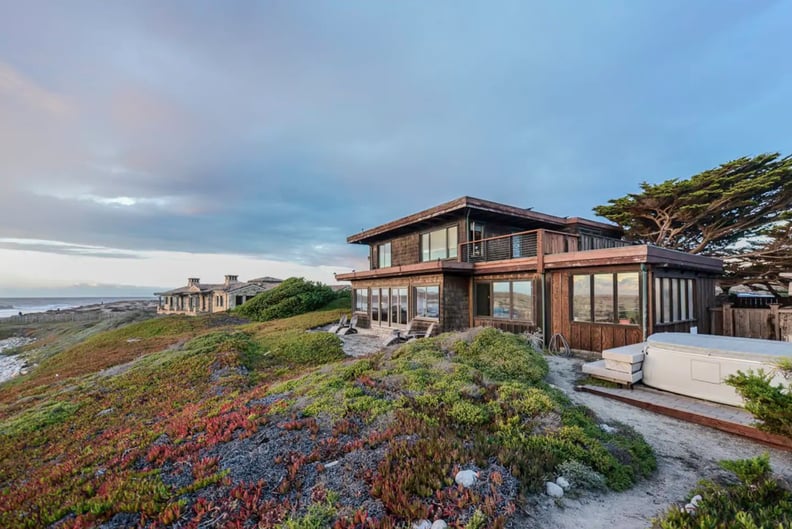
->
<box><xmin>654</xmin><ymin>277</ymin><xmax>694</xmax><ymax>324</ymax></box>
<box><xmin>573</xmin><ymin>272</ymin><xmax>640</xmax><ymax>325</ymax></box>
<box><xmin>420</xmin><ymin>226</ymin><xmax>458</xmax><ymax>261</ymax></box>
<box><xmin>475</xmin><ymin>280</ymin><xmax>534</xmax><ymax>322</ymax></box>
<box><xmin>415</xmin><ymin>285</ymin><xmax>440</xmax><ymax>318</ymax></box>
<box><xmin>378</xmin><ymin>242</ymin><xmax>391</xmax><ymax>268</ymax></box>
<box><xmin>354</xmin><ymin>288</ymin><xmax>369</xmax><ymax>312</ymax></box>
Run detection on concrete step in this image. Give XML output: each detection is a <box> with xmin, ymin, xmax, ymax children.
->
<box><xmin>605</xmin><ymin>359</ymin><xmax>643</xmax><ymax>373</ymax></box>
<box><xmin>602</xmin><ymin>342</ymin><xmax>645</xmax><ymax>364</ymax></box>
<box><xmin>582</xmin><ymin>359</ymin><xmax>643</xmax><ymax>384</ymax></box>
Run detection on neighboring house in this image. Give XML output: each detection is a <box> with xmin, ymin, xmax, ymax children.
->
<box><xmin>336</xmin><ymin>196</ymin><xmax>723</xmax><ymax>352</ymax></box>
<box><xmin>155</xmin><ymin>275</ymin><xmax>282</xmax><ymax>315</ymax></box>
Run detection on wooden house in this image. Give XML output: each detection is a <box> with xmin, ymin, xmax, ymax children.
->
<box><xmin>336</xmin><ymin>196</ymin><xmax>722</xmax><ymax>352</ymax></box>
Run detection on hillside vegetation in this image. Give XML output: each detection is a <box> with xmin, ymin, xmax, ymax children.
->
<box><xmin>234</xmin><ymin>277</ymin><xmax>343</xmax><ymax>322</ymax></box>
<box><xmin>0</xmin><ymin>307</ymin><xmax>655</xmax><ymax>529</ymax></box>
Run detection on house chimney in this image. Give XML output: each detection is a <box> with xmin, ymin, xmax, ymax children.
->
<box><xmin>188</xmin><ymin>278</ymin><xmax>200</xmax><ymax>287</ymax></box>
<box><xmin>225</xmin><ymin>275</ymin><xmax>238</xmax><ymax>285</ymax></box>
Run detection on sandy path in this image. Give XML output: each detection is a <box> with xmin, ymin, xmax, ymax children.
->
<box><xmin>520</xmin><ymin>355</ymin><xmax>792</xmax><ymax>529</ymax></box>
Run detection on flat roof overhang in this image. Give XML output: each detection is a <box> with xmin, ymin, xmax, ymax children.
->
<box><xmin>542</xmin><ymin>245</ymin><xmax>723</xmax><ymax>274</ymax></box>
<box><xmin>335</xmin><ymin>260</ymin><xmax>474</xmax><ymax>281</ymax></box>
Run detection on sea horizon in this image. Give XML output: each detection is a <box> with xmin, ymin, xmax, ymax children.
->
<box><xmin>0</xmin><ymin>296</ymin><xmax>156</xmax><ymax>319</ymax></box>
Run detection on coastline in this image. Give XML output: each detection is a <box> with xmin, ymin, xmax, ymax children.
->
<box><xmin>0</xmin><ymin>297</ymin><xmax>156</xmax><ymax>320</ymax></box>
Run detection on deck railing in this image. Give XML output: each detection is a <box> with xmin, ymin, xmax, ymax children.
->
<box><xmin>458</xmin><ymin>229</ymin><xmax>631</xmax><ymax>264</ymax></box>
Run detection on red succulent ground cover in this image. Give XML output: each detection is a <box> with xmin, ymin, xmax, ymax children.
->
<box><xmin>0</xmin><ymin>310</ymin><xmax>654</xmax><ymax>529</ymax></box>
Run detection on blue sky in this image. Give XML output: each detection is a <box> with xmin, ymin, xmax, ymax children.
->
<box><xmin>1</xmin><ymin>1</ymin><xmax>790</xmax><ymax>295</ymax></box>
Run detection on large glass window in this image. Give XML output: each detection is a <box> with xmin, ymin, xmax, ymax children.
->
<box><xmin>593</xmin><ymin>274</ymin><xmax>613</xmax><ymax>323</ymax></box>
<box><xmin>654</xmin><ymin>277</ymin><xmax>695</xmax><ymax>324</ymax></box>
<box><xmin>572</xmin><ymin>275</ymin><xmax>592</xmax><ymax>322</ymax></box>
<box><xmin>354</xmin><ymin>288</ymin><xmax>368</xmax><ymax>312</ymax></box>
<box><xmin>380</xmin><ymin>289</ymin><xmax>389</xmax><ymax>325</ymax></box>
<box><xmin>378</xmin><ymin>242</ymin><xmax>391</xmax><ymax>268</ymax></box>
<box><xmin>420</xmin><ymin>226</ymin><xmax>458</xmax><ymax>261</ymax></box>
<box><xmin>573</xmin><ymin>272</ymin><xmax>641</xmax><ymax>325</ymax></box>
<box><xmin>371</xmin><ymin>289</ymin><xmax>380</xmax><ymax>322</ymax></box>
<box><xmin>617</xmin><ymin>273</ymin><xmax>640</xmax><ymax>324</ymax></box>
<box><xmin>492</xmin><ymin>282</ymin><xmax>511</xmax><ymax>318</ymax></box>
<box><xmin>475</xmin><ymin>280</ymin><xmax>534</xmax><ymax>322</ymax></box>
<box><xmin>390</xmin><ymin>287</ymin><xmax>408</xmax><ymax>325</ymax></box>
<box><xmin>415</xmin><ymin>285</ymin><xmax>440</xmax><ymax>318</ymax></box>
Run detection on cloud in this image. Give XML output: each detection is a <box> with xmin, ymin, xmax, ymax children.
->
<box><xmin>0</xmin><ymin>238</ymin><xmax>143</xmax><ymax>259</ymax></box>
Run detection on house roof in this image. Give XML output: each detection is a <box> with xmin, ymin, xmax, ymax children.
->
<box><xmin>248</xmin><ymin>276</ymin><xmax>283</xmax><ymax>283</ymax></box>
<box><xmin>346</xmin><ymin>196</ymin><xmax>621</xmax><ymax>244</ymax></box>
<box><xmin>154</xmin><ymin>280</ymin><xmax>266</xmax><ymax>296</ymax></box>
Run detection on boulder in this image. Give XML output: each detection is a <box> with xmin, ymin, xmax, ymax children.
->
<box><xmin>555</xmin><ymin>476</ymin><xmax>570</xmax><ymax>490</ymax></box>
<box><xmin>431</xmin><ymin>521</ymin><xmax>448</xmax><ymax>529</ymax></box>
<box><xmin>455</xmin><ymin>470</ymin><xmax>477</xmax><ymax>488</ymax></box>
<box><xmin>546</xmin><ymin>481</ymin><xmax>564</xmax><ymax>498</ymax></box>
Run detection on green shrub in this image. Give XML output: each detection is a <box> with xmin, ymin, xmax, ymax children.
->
<box><xmin>652</xmin><ymin>455</ymin><xmax>792</xmax><ymax>529</ymax></box>
<box><xmin>250</xmin><ymin>331</ymin><xmax>344</xmax><ymax>369</ymax></box>
<box><xmin>725</xmin><ymin>368</ymin><xmax>792</xmax><ymax>437</ymax></box>
<box><xmin>454</xmin><ymin>328</ymin><xmax>548</xmax><ymax>383</ymax></box>
<box><xmin>556</xmin><ymin>460</ymin><xmax>606</xmax><ymax>491</ymax></box>
<box><xmin>448</xmin><ymin>400</ymin><xmax>490</xmax><ymax>426</ymax></box>
<box><xmin>235</xmin><ymin>278</ymin><xmax>336</xmax><ymax>322</ymax></box>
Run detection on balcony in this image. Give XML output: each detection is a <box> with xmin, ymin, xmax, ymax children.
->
<box><xmin>458</xmin><ymin>229</ymin><xmax>632</xmax><ymax>264</ymax></box>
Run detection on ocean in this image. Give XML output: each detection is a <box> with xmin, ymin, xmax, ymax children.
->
<box><xmin>0</xmin><ymin>297</ymin><xmax>155</xmax><ymax>319</ymax></box>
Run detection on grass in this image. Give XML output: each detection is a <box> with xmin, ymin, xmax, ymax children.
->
<box><xmin>0</xmin><ymin>309</ymin><xmax>655</xmax><ymax>529</ymax></box>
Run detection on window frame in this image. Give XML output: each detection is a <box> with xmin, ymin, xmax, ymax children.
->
<box><xmin>415</xmin><ymin>285</ymin><xmax>440</xmax><ymax>319</ymax></box>
<box><xmin>571</xmin><ymin>271</ymin><xmax>641</xmax><ymax>326</ymax></box>
<box><xmin>654</xmin><ymin>277</ymin><xmax>695</xmax><ymax>325</ymax></box>
<box><xmin>420</xmin><ymin>225</ymin><xmax>459</xmax><ymax>262</ymax></box>
<box><xmin>377</xmin><ymin>242</ymin><xmax>392</xmax><ymax>268</ymax></box>
<box><xmin>354</xmin><ymin>288</ymin><xmax>369</xmax><ymax>313</ymax></box>
<box><xmin>474</xmin><ymin>279</ymin><xmax>535</xmax><ymax>323</ymax></box>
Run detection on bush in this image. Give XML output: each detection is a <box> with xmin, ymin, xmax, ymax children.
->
<box><xmin>454</xmin><ymin>328</ymin><xmax>548</xmax><ymax>383</ymax></box>
<box><xmin>249</xmin><ymin>330</ymin><xmax>344</xmax><ymax>369</ymax></box>
<box><xmin>235</xmin><ymin>278</ymin><xmax>336</xmax><ymax>322</ymax></box>
<box><xmin>725</xmin><ymin>368</ymin><xmax>792</xmax><ymax>437</ymax></box>
<box><xmin>652</xmin><ymin>455</ymin><xmax>791</xmax><ymax>529</ymax></box>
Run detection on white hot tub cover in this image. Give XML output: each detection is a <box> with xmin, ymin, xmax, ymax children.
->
<box><xmin>643</xmin><ymin>333</ymin><xmax>792</xmax><ymax>406</ymax></box>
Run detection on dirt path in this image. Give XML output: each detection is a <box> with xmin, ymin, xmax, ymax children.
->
<box><xmin>521</xmin><ymin>355</ymin><xmax>792</xmax><ymax>529</ymax></box>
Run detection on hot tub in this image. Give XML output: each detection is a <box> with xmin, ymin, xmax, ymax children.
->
<box><xmin>643</xmin><ymin>333</ymin><xmax>792</xmax><ymax>406</ymax></box>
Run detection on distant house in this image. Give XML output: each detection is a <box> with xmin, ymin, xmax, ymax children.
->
<box><xmin>336</xmin><ymin>196</ymin><xmax>723</xmax><ymax>352</ymax></box>
<box><xmin>155</xmin><ymin>275</ymin><xmax>282</xmax><ymax>315</ymax></box>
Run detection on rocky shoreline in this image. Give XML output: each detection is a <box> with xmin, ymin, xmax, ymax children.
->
<box><xmin>0</xmin><ymin>337</ymin><xmax>35</xmax><ymax>384</ymax></box>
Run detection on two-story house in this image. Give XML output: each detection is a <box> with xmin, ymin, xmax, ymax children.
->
<box><xmin>336</xmin><ymin>196</ymin><xmax>722</xmax><ymax>352</ymax></box>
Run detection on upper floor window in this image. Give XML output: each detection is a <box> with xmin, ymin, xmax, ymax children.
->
<box><xmin>378</xmin><ymin>242</ymin><xmax>391</xmax><ymax>268</ymax></box>
<box><xmin>572</xmin><ymin>272</ymin><xmax>640</xmax><ymax>325</ymax></box>
<box><xmin>421</xmin><ymin>226</ymin><xmax>458</xmax><ymax>261</ymax></box>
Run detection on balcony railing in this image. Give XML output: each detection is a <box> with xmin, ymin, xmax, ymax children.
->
<box><xmin>458</xmin><ymin>229</ymin><xmax>632</xmax><ymax>264</ymax></box>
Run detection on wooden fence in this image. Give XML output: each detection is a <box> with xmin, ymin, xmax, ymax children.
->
<box><xmin>709</xmin><ymin>304</ymin><xmax>792</xmax><ymax>341</ymax></box>
<box><xmin>1</xmin><ymin>311</ymin><xmax>127</xmax><ymax>325</ymax></box>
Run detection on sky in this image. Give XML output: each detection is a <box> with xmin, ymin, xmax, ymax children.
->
<box><xmin>1</xmin><ymin>1</ymin><xmax>791</xmax><ymax>296</ymax></box>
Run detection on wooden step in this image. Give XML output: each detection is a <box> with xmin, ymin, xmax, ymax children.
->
<box><xmin>602</xmin><ymin>343</ymin><xmax>645</xmax><ymax>364</ymax></box>
<box><xmin>604</xmin><ymin>359</ymin><xmax>643</xmax><ymax>373</ymax></box>
<box><xmin>582</xmin><ymin>359</ymin><xmax>643</xmax><ymax>385</ymax></box>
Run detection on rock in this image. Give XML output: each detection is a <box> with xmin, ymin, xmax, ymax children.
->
<box><xmin>599</xmin><ymin>423</ymin><xmax>617</xmax><ymax>433</ymax></box>
<box><xmin>684</xmin><ymin>503</ymin><xmax>697</xmax><ymax>514</ymax></box>
<box><xmin>556</xmin><ymin>476</ymin><xmax>570</xmax><ymax>490</ymax></box>
<box><xmin>690</xmin><ymin>494</ymin><xmax>702</xmax><ymax>506</ymax></box>
<box><xmin>431</xmin><ymin>521</ymin><xmax>447</xmax><ymax>529</ymax></box>
<box><xmin>412</xmin><ymin>520</ymin><xmax>431</xmax><ymax>529</ymax></box>
<box><xmin>96</xmin><ymin>408</ymin><xmax>114</xmax><ymax>416</ymax></box>
<box><xmin>455</xmin><ymin>470</ymin><xmax>477</xmax><ymax>488</ymax></box>
<box><xmin>546</xmin><ymin>481</ymin><xmax>564</xmax><ymax>498</ymax></box>
<box><xmin>324</xmin><ymin>460</ymin><xmax>340</xmax><ymax>469</ymax></box>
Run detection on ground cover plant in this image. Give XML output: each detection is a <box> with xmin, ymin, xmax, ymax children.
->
<box><xmin>0</xmin><ymin>311</ymin><xmax>655</xmax><ymax>529</ymax></box>
<box><xmin>726</xmin><ymin>360</ymin><xmax>792</xmax><ymax>438</ymax></box>
<box><xmin>234</xmin><ymin>277</ymin><xmax>339</xmax><ymax>322</ymax></box>
<box><xmin>652</xmin><ymin>454</ymin><xmax>792</xmax><ymax>529</ymax></box>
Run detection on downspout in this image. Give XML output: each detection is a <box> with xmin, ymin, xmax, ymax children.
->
<box><xmin>641</xmin><ymin>263</ymin><xmax>648</xmax><ymax>341</ymax></box>
<box><xmin>541</xmin><ymin>272</ymin><xmax>547</xmax><ymax>342</ymax></box>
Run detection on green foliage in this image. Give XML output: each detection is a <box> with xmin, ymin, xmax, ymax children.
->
<box><xmin>235</xmin><ymin>277</ymin><xmax>336</xmax><ymax>322</ymax></box>
<box><xmin>725</xmin><ymin>369</ymin><xmax>792</xmax><ymax>437</ymax></box>
<box><xmin>594</xmin><ymin>152</ymin><xmax>792</xmax><ymax>255</ymax></box>
<box><xmin>719</xmin><ymin>453</ymin><xmax>771</xmax><ymax>484</ymax></box>
<box><xmin>279</xmin><ymin>497</ymin><xmax>338</xmax><ymax>529</ymax></box>
<box><xmin>555</xmin><ymin>460</ymin><xmax>606</xmax><ymax>491</ymax></box>
<box><xmin>0</xmin><ymin>400</ymin><xmax>79</xmax><ymax>436</ymax></box>
<box><xmin>454</xmin><ymin>328</ymin><xmax>548</xmax><ymax>383</ymax></box>
<box><xmin>653</xmin><ymin>455</ymin><xmax>792</xmax><ymax>529</ymax></box>
<box><xmin>448</xmin><ymin>400</ymin><xmax>490</xmax><ymax>426</ymax></box>
<box><xmin>248</xmin><ymin>330</ymin><xmax>344</xmax><ymax>370</ymax></box>
<box><xmin>466</xmin><ymin>509</ymin><xmax>488</xmax><ymax>529</ymax></box>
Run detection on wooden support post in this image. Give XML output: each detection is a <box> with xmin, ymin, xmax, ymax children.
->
<box><xmin>722</xmin><ymin>303</ymin><xmax>734</xmax><ymax>337</ymax></box>
<box><xmin>537</xmin><ymin>230</ymin><xmax>545</xmax><ymax>274</ymax></box>
<box><xmin>769</xmin><ymin>303</ymin><xmax>781</xmax><ymax>341</ymax></box>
